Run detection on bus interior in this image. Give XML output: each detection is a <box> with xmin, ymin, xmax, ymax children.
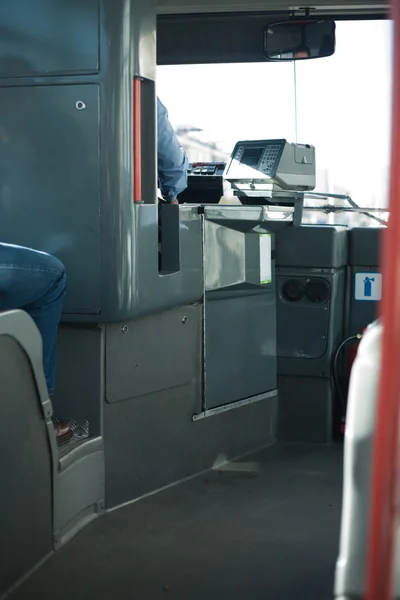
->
<box><xmin>0</xmin><ymin>0</ymin><xmax>395</xmax><ymax>599</ymax></box>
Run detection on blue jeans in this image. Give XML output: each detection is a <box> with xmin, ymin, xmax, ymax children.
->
<box><xmin>0</xmin><ymin>243</ymin><xmax>66</xmax><ymax>395</ymax></box>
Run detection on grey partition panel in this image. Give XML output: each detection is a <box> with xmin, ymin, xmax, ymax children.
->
<box><xmin>0</xmin><ymin>311</ymin><xmax>54</xmax><ymax>598</ymax></box>
<box><xmin>205</xmin><ymin>292</ymin><xmax>276</xmax><ymax>409</ymax></box>
<box><xmin>202</xmin><ymin>206</ymin><xmax>277</xmax><ymax>411</ymax></box>
<box><xmin>0</xmin><ymin>0</ymin><xmax>100</xmax><ymax>76</ymax></box>
<box><xmin>347</xmin><ymin>227</ymin><xmax>382</xmax><ymax>337</ymax></box>
<box><xmin>0</xmin><ymin>83</ymin><xmax>101</xmax><ymax>315</ymax></box>
<box><xmin>105</xmin><ymin>305</ymin><xmax>200</xmax><ymax>403</ymax></box>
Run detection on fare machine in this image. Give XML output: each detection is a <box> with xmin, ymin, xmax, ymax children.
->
<box><xmin>225</xmin><ymin>138</ymin><xmax>314</xmax><ymax>221</ymax></box>
<box><xmin>193</xmin><ymin>139</ymin><xmax>316</xmax><ymax>417</ymax></box>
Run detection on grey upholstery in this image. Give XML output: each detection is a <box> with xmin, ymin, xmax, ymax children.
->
<box><xmin>0</xmin><ymin>310</ymin><xmax>54</xmax><ymax>598</ymax></box>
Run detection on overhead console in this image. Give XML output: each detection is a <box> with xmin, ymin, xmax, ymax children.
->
<box><xmin>224</xmin><ymin>139</ymin><xmax>316</xmax><ymax>225</ymax></box>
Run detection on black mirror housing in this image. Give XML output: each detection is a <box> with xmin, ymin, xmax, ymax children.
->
<box><xmin>264</xmin><ymin>19</ymin><xmax>336</xmax><ymax>61</ymax></box>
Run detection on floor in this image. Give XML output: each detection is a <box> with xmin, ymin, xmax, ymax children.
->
<box><xmin>10</xmin><ymin>443</ymin><xmax>343</xmax><ymax>600</ymax></box>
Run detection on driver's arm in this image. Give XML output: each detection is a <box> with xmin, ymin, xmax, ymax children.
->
<box><xmin>157</xmin><ymin>97</ymin><xmax>189</xmax><ymax>204</ymax></box>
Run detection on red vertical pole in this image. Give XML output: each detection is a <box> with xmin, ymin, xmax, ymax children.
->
<box><xmin>365</xmin><ymin>4</ymin><xmax>400</xmax><ymax>599</ymax></box>
<box><xmin>133</xmin><ymin>78</ymin><xmax>142</xmax><ymax>203</ymax></box>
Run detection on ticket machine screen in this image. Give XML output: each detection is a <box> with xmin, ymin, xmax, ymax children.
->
<box><xmin>241</xmin><ymin>147</ymin><xmax>264</xmax><ymax>168</ymax></box>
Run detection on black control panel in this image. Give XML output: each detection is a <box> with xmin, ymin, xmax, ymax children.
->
<box><xmin>178</xmin><ymin>162</ymin><xmax>226</xmax><ymax>204</ymax></box>
<box><xmin>190</xmin><ymin>162</ymin><xmax>226</xmax><ymax>177</ymax></box>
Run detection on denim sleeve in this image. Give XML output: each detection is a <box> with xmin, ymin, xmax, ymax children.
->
<box><xmin>157</xmin><ymin>97</ymin><xmax>189</xmax><ymax>200</ymax></box>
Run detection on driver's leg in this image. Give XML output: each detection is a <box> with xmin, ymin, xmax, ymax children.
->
<box><xmin>0</xmin><ymin>242</ymin><xmax>71</xmax><ymax>442</ymax></box>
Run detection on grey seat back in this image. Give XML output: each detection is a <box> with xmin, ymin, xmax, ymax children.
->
<box><xmin>0</xmin><ymin>310</ymin><xmax>54</xmax><ymax>598</ymax></box>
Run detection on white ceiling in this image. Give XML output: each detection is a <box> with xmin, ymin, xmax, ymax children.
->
<box><xmin>157</xmin><ymin>0</ymin><xmax>388</xmax><ymax>16</ymax></box>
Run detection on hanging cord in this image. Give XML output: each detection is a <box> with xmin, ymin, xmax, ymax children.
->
<box><xmin>332</xmin><ymin>333</ymin><xmax>363</xmax><ymax>418</ymax></box>
<box><xmin>293</xmin><ymin>62</ymin><xmax>298</xmax><ymax>145</ymax></box>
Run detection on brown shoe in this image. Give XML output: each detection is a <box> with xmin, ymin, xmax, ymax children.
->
<box><xmin>53</xmin><ymin>421</ymin><xmax>72</xmax><ymax>445</ymax></box>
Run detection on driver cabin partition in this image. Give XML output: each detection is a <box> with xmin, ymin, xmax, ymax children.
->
<box><xmin>0</xmin><ymin>0</ymin><xmax>278</xmax><ymax>583</ymax></box>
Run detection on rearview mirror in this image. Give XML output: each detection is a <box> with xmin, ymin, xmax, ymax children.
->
<box><xmin>264</xmin><ymin>19</ymin><xmax>336</xmax><ymax>61</ymax></box>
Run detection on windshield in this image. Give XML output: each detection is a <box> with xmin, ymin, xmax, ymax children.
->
<box><xmin>157</xmin><ymin>20</ymin><xmax>392</xmax><ymax>227</ymax></box>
